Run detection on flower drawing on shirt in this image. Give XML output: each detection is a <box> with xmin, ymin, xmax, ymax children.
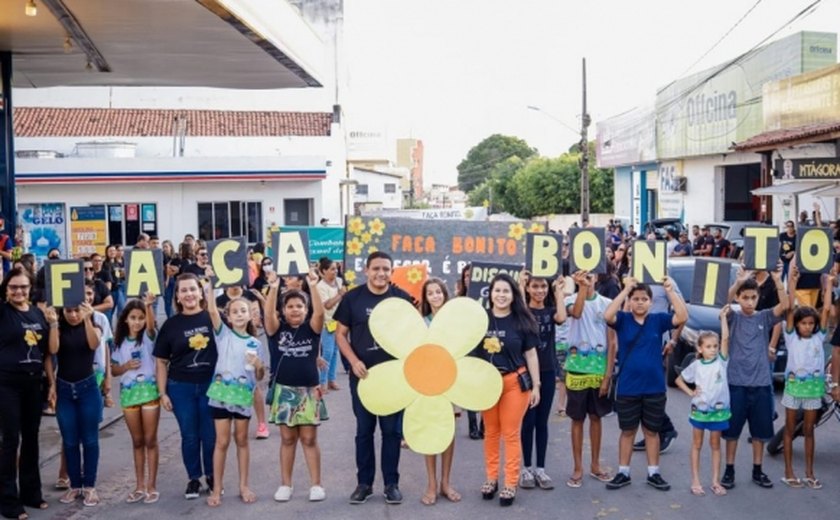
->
<box><xmin>483</xmin><ymin>336</ymin><xmax>502</xmax><ymax>354</ymax></box>
<box><xmin>358</xmin><ymin>297</ymin><xmax>502</xmax><ymax>455</ymax></box>
<box><xmin>24</xmin><ymin>329</ymin><xmax>42</xmax><ymax>347</ymax></box>
<box><xmin>189</xmin><ymin>333</ymin><xmax>209</xmax><ymax>351</ymax></box>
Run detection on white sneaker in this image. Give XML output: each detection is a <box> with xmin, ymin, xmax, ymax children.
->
<box><xmin>274</xmin><ymin>485</ymin><xmax>293</xmax><ymax>502</ymax></box>
<box><xmin>309</xmin><ymin>485</ymin><xmax>326</xmax><ymax>502</ymax></box>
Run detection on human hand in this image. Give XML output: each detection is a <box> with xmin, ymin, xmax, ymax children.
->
<box><xmin>306</xmin><ymin>267</ymin><xmax>319</xmax><ymax>287</ymax></box>
<box><xmin>44</xmin><ymin>306</ymin><xmax>58</xmax><ymax>325</ymax></box>
<box><xmin>832</xmin><ymin>386</ymin><xmax>840</xmax><ymax>403</ymax></box>
<box><xmin>79</xmin><ymin>303</ymin><xmax>94</xmax><ymax>321</ymax></box>
<box><xmin>529</xmin><ymin>388</ymin><xmax>541</xmax><ymax>408</ymax></box>
<box><xmin>143</xmin><ymin>292</ymin><xmax>157</xmax><ymax>307</ymax></box>
<box><xmin>160</xmin><ymin>394</ymin><xmax>173</xmax><ymax>412</ymax></box>
<box><xmin>736</xmin><ymin>265</ymin><xmax>753</xmax><ymax>283</ymax></box>
<box><xmin>126</xmin><ymin>359</ymin><xmax>141</xmax><ymax>370</ymax></box>
<box><xmin>267</xmin><ymin>271</ymin><xmax>280</xmax><ymax>289</ymax></box>
<box><xmin>692</xmin><ymin>386</ymin><xmax>702</xmax><ymax>397</ymax></box>
<box><xmin>48</xmin><ymin>385</ymin><xmax>56</xmax><ymax>409</ymax></box>
<box><xmin>317</xmin><ymin>356</ymin><xmax>328</xmax><ymax>370</ymax></box>
<box><xmin>719</xmin><ymin>304</ymin><xmax>731</xmax><ymax>320</ymax></box>
<box><xmin>623</xmin><ymin>276</ymin><xmax>638</xmax><ymax>290</ymax></box>
<box><xmin>351</xmin><ymin>359</ymin><xmax>368</xmax><ymax>379</ymax></box>
<box><xmin>599</xmin><ymin>378</ymin><xmax>609</xmax><ymax>398</ymax></box>
<box><xmin>662</xmin><ymin>276</ymin><xmax>675</xmax><ymax>292</ymax></box>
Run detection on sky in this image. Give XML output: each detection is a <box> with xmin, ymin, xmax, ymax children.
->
<box><xmin>341</xmin><ymin>0</ymin><xmax>840</xmax><ymax>186</ymax></box>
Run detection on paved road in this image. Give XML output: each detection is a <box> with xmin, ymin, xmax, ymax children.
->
<box><xmin>29</xmin><ymin>377</ymin><xmax>840</xmax><ymax>520</ymax></box>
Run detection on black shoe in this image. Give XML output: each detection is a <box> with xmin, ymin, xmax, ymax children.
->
<box><xmin>204</xmin><ymin>476</ymin><xmax>223</xmax><ymax>495</ymax></box>
<box><xmin>184</xmin><ymin>479</ymin><xmax>201</xmax><ymax>500</ymax></box>
<box><xmin>752</xmin><ymin>472</ymin><xmax>773</xmax><ymax>488</ymax></box>
<box><xmin>646</xmin><ymin>473</ymin><xmax>671</xmax><ymax>491</ymax></box>
<box><xmin>721</xmin><ymin>471</ymin><xmax>735</xmax><ymax>490</ymax></box>
<box><xmin>469</xmin><ymin>419</ymin><xmax>481</xmax><ymax>440</ymax></box>
<box><xmin>349</xmin><ymin>484</ymin><xmax>373</xmax><ymax>504</ymax></box>
<box><xmin>632</xmin><ymin>439</ymin><xmax>646</xmax><ymax>451</ymax></box>
<box><xmin>383</xmin><ymin>485</ymin><xmax>403</xmax><ymax>504</ymax></box>
<box><xmin>659</xmin><ymin>430</ymin><xmax>678</xmax><ymax>454</ymax></box>
<box><xmin>606</xmin><ymin>473</ymin><xmax>631</xmax><ymax>490</ymax></box>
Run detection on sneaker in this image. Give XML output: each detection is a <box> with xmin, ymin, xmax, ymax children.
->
<box><xmin>721</xmin><ymin>471</ymin><xmax>735</xmax><ymax>490</ymax></box>
<box><xmin>659</xmin><ymin>430</ymin><xmax>678</xmax><ymax>454</ymax></box>
<box><xmin>519</xmin><ymin>468</ymin><xmax>536</xmax><ymax>489</ymax></box>
<box><xmin>184</xmin><ymin>479</ymin><xmax>201</xmax><ymax>500</ymax></box>
<box><xmin>349</xmin><ymin>484</ymin><xmax>373</xmax><ymax>504</ymax></box>
<box><xmin>274</xmin><ymin>485</ymin><xmax>293</xmax><ymax>502</ymax></box>
<box><xmin>646</xmin><ymin>473</ymin><xmax>671</xmax><ymax>491</ymax></box>
<box><xmin>205</xmin><ymin>476</ymin><xmax>223</xmax><ymax>496</ymax></box>
<box><xmin>632</xmin><ymin>439</ymin><xmax>646</xmax><ymax>452</ymax></box>
<box><xmin>752</xmin><ymin>472</ymin><xmax>773</xmax><ymax>488</ymax></box>
<box><xmin>383</xmin><ymin>484</ymin><xmax>403</xmax><ymax>504</ymax></box>
<box><xmin>309</xmin><ymin>485</ymin><xmax>326</xmax><ymax>502</ymax></box>
<box><xmin>533</xmin><ymin>469</ymin><xmax>554</xmax><ymax>490</ymax></box>
<box><xmin>606</xmin><ymin>473</ymin><xmax>632</xmax><ymax>490</ymax></box>
<box><xmin>256</xmin><ymin>422</ymin><xmax>270</xmax><ymax>439</ymax></box>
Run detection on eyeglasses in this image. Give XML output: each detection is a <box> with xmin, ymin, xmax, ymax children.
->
<box><xmin>197</xmin><ymin>252</ymin><xmax>208</xmax><ymax>257</ymax></box>
<box><xmin>84</xmin><ymin>267</ymin><xmax>94</xmax><ymax>271</ymax></box>
<box><xmin>7</xmin><ymin>285</ymin><xmax>30</xmax><ymax>292</ymax></box>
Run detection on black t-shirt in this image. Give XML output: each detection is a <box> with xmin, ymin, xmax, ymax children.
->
<box><xmin>0</xmin><ymin>302</ymin><xmax>48</xmax><ymax>380</ymax></box>
<box><xmin>57</xmin><ymin>321</ymin><xmax>95</xmax><ymax>382</ymax></box>
<box><xmin>530</xmin><ymin>307</ymin><xmax>557</xmax><ymax>373</ymax></box>
<box><xmin>596</xmin><ymin>276</ymin><xmax>621</xmax><ymax>299</ymax></box>
<box><xmin>701</xmin><ymin>235</ymin><xmax>715</xmax><ymax>255</ymax></box>
<box><xmin>182</xmin><ymin>262</ymin><xmax>211</xmax><ymax>279</ymax></box>
<box><xmin>107</xmin><ymin>260</ymin><xmax>125</xmax><ymax>290</ymax></box>
<box><xmin>692</xmin><ymin>235</ymin><xmax>705</xmax><ymax>254</ymax></box>
<box><xmin>153</xmin><ymin>311</ymin><xmax>218</xmax><ymax>383</ymax></box>
<box><xmin>94</xmin><ymin>267</ymin><xmax>113</xmax><ymax>288</ymax></box>
<box><xmin>779</xmin><ymin>233</ymin><xmax>796</xmax><ymax>262</ymax></box>
<box><xmin>756</xmin><ymin>275</ymin><xmax>780</xmax><ymax>311</ymax></box>
<box><xmin>478</xmin><ymin>312</ymin><xmax>539</xmax><ymax>373</ymax></box>
<box><xmin>798</xmin><ymin>272</ymin><xmax>822</xmax><ymax>290</ymax></box>
<box><xmin>268</xmin><ymin>322</ymin><xmax>321</xmax><ymax>387</ymax></box>
<box><xmin>91</xmin><ymin>279</ymin><xmax>111</xmax><ymax>305</ymax></box>
<box><xmin>215</xmin><ymin>291</ymin><xmax>257</xmax><ymax>309</ymax></box>
<box><xmin>712</xmin><ymin>238</ymin><xmax>731</xmax><ymax>258</ymax></box>
<box><xmin>334</xmin><ymin>284</ymin><xmax>412</xmax><ymax>370</ymax></box>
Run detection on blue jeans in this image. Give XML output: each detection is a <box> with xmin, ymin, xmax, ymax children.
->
<box><xmin>349</xmin><ymin>376</ymin><xmax>401</xmax><ymax>486</ymax></box>
<box><xmin>164</xmin><ymin>278</ymin><xmax>176</xmax><ymax>318</ymax></box>
<box><xmin>55</xmin><ymin>374</ymin><xmax>102</xmax><ymax>488</ymax></box>
<box><xmin>167</xmin><ymin>379</ymin><xmax>215</xmax><ymax>481</ymax></box>
<box><xmin>112</xmin><ymin>287</ymin><xmax>127</xmax><ymax>326</ymax></box>
<box><xmin>319</xmin><ymin>329</ymin><xmax>339</xmax><ymax>386</ymax></box>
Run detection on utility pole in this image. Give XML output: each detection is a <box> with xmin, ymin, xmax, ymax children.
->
<box><xmin>580</xmin><ymin>57</ymin><xmax>591</xmax><ymax>224</ymax></box>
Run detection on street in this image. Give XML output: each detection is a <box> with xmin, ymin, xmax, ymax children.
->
<box><xmin>29</xmin><ymin>377</ymin><xmax>840</xmax><ymax>520</ymax></box>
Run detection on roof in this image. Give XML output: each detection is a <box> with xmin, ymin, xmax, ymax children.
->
<box><xmin>13</xmin><ymin>108</ymin><xmax>332</xmax><ymax>137</ymax></box>
<box><xmin>352</xmin><ymin>166</ymin><xmax>405</xmax><ymax>179</ymax></box>
<box><xmin>731</xmin><ymin>121</ymin><xmax>840</xmax><ymax>152</ymax></box>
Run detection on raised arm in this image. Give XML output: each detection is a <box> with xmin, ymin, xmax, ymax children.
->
<box><xmin>263</xmin><ymin>272</ymin><xmax>281</xmax><ymax>337</ymax></box>
<box><xmin>306</xmin><ymin>267</ymin><xmax>325</xmax><ymax>333</ymax></box>
<box><xmin>727</xmin><ymin>265</ymin><xmax>752</xmax><ymax>303</ymax></box>
<box><xmin>569</xmin><ymin>271</ymin><xmax>588</xmax><ymax>319</ymax></box>
<box><xmin>203</xmin><ymin>278</ymin><xmax>222</xmax><ymax>332</ymax></box>
<box><xmin>821</xmin><ymin>274</ymin><xmax>835</xmax><ymax>330</ymax></box>
<box><xmin>78</xmin><ymin>303</ymin><xmax>101</xmax><ymax>350</ymax></box>
<box><xmin>604</xmin><ymin>277</ymin><xmax>637</xmax><ymax>325</ymax></box>
<box><xmin>787</xmin><ymin>263</ymin><xmax>799</xmax><ymax>330</ymax></box>
<box><xmin>664</xmin><ymin>276</ymin><xmax>687</xmax><ymax>327</ymax></box>
<box><xmin>44</xmin><ymin>306</ymin><xmax>59</xmax><ymax>355</ymax></box>
<box><xmin>144</xmin><ymin>291</ymin><xmax>157</xmax><ymax>339</ymax></box>
<box><xmin>719</xmin><ymin>304</ymin><xmax>730</xmax><ymax>359</ymax></box>
<box><xmin>770</xmin><ymin>266</ymin><xmax>788</xmax><ymax>318</ymax></box>
<box><xmin>552</xmin><ymin>277</ymin><xmax>567</xmax><ymax>324</ymax></box>
<box><xmin>518</xmin><ymin>269</ymin><xmax>530</xmax><ymax>300</ymax></box>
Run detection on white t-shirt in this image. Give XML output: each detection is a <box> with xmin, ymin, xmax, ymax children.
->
<box><xmin>92</xmin><ymin>311</ymin><xmax>113</xmax><ymax>384</ymax></box>
<box><xmin>783</xmin><ymin>328</ymin><xmax>826</xmax><ymax>399</ymax></box>
<box><xmin>563</xmin><ymin>293</ymin><xmax>611</xmax><ymax>375</ymax></box>
<box><xmin>207</xmin><ymin>323</ymin><xmax>264</xmax><ymax>416</ymax></box>
<box><xmin>316</xmin><ymin>278</ymin><xmax>343</xmax><ymax>322</ymax></box>
<box><xmin>680</xmin><ymin>355</ymin><xmax>731</xmax><ymax>422</ymax></box>
<box><xmin>112</xmin><ymin>331</ymin><xmax>159</xmax><ymax>407</ymax></box>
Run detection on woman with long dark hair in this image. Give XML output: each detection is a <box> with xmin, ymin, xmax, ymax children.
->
<box><xmin>478</xmin><ymin>273</ymin><xmax>541</xmax><ymax>507</ymax></box>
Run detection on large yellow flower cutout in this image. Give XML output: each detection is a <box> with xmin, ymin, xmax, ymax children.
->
<box><xmin>347</xmin><ymin>217</ymin><xmax>366</xmax><ymax>236</ymax></box>
<box><xmin>346</xmin><ymin>237</ymin><xmax>363</xmax><ymax>256</ymax></box>
<box><xmin>529</xmin><ymin>222</ymin><xmax>546</xmax><ymax>233</ymax></box>
<box><xmin>189</xmin><ymin>333</ymin><xmax>209</xmax><ymax>351</ymax></box>
<box><xmin>358</xmin><ymin>297</ymin><xmax>502</xmax><ymax>455</ymax></box>
<box><xmin>368</xmin><ymin>218</ymin><xmax>385</xmax><ymax>236</ymax></box>
<box><xmin>508</xmin><ymin>222</ymin><xmax>527</xmax><ymax>240</ymax></box>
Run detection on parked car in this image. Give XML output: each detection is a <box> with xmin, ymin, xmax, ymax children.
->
<box><xmin>644</xmin><ymin>218</ymin><xmax>687</xmax><ymax>240</ymax></box>
<box><xmin>703</xmin><ymin>221</ymin><xmax>756</xmax><ymax>259</ymax></box>
<box><xmin>666</xmin><ymin>256</ymin><xmax>788</xmax><ymax>386</ymax></box>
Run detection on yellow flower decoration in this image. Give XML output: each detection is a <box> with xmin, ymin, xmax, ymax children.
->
<box><xmin>360</xmin><ymin>231</ymin><xmax>372</xmax><ymax>244</ymax></box>
<box><xmin>406</xmin><ymin>267</ymin><xmax>424</xmax><ymax>285</ymax></box>
<box><xmin>348</xmin><ymin>217</ymin><xmax>366</xmax><ymax>236</ymax></box>
<box><xmin>483</xmin><ymin>336</ymin><xmax>502</xmax><ymax>354</ymax></box>
<box><xmin>358</xmin><ymin>297</ymin><xmax>502</xmax><ymax>455</ymax></box>
<box><xmin>529</xmin><ymin>222</ymin><xmax>546</xmax><ymax>233</ymax></box>
<box><xmin>24</xmin><ymin>329</ymin><xmax>42</xmax><ymax>347</ymax></box>
<box><xmin>368</xmin><ymin>218</ymin><xmax>385</xmax><ymax>236</ymax></box>
<box><xmin>508</xmin><ymin>222</ymin><xmax>527</xmax><ymax>241</ymax></box>
<box><xmin>346</xmin><ymin>237</ymin><xmax>363</xmax><ymax>256</ymax></box>
<box><xmin>344</xmin><ymin>271</ymin><xmax>357</xmax><ymax>284</ymax></box>
<box><xmin>367</xmin><ymin>246</ymin><xmax>378</xmax><ymax>254</ymax></box>
<box><xmin>189</xmin><ymin>333</ymin><xmax>209</xmax><ymax>351</ymax></box>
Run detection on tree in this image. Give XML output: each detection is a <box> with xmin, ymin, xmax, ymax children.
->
<box><xmin>457</xmin><ymin>134</ymin><xmax>536</xmax><ymax>193</ymax></box>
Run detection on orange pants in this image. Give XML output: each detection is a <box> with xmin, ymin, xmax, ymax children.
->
<box><xmin>483</xmin><ymin>372</ymin><xmax>531</xmax><ymax>487</ymax></box>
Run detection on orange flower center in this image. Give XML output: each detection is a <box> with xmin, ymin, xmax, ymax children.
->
<box><xmin>403</xmin><ymin>343</ymin><xmax>456</xmax><ymax>396</ymax></box>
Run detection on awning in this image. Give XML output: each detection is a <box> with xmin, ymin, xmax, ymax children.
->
<box><xmin>750</xmin><ymin>181</ymin><xmax>835</xmax><ymax>196</ymax></box>
<box><xmin>811</xmin><ymin>183</ymin><xmax>840</xmax><ymax>198</ymax></box>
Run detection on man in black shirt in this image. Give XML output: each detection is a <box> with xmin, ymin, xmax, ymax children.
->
<box><xmin>335</xmin><ymin>252</ymin><xmax>412</xmax><ymax>505</ymax></box>
<box><xmin>779</xmin><ymin>220</ymin><xmax>796</xmax><ymax>282</ymax></box>
<box><xmin>711</xmin><ymin>228</ymin><xmax>731</xmax><ymax>258</ymax></box>
<box><xmin>182</xmin><ymin>247</ymin><xmax>212</xmax><ymax>279</ymax></box>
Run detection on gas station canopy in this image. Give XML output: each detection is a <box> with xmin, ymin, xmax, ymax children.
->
<box><xmin>0</xmin><ymin>0</ymin><xmax>324</xmax><ymax>89</ymax></box>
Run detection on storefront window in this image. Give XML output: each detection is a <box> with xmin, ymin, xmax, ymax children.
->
<box><xmin>197</xmin><ymin>201</ymin><xmax>262</xmax><ymax>243</ymax></box>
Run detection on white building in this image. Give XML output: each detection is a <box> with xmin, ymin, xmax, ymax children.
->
<box><xmin>350</xmin><ymin>166</ymin><xmax>405</xmax><ymax>212</ymax></box>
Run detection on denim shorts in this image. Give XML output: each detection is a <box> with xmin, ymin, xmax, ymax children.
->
<box><xmin>723</xmin><ymin>385</ymin><xmax>774</xmax><ymax>442</ymax></box>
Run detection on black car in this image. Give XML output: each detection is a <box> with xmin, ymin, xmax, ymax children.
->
<box><xmin>644</xmin><ymin>218</ymin><xmax>687</xmax><ymax>241</ymax></box>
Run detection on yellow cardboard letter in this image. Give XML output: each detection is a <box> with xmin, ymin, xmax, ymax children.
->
<box><xmin>530</xmin><ymin>235</ymin><xmax>559</xmax><ymax>278</ymax></box>
<box><xmin>632</xmin><ymin>241</ymin><xmax>666</xmax><ymax>283</ymax></box>
<box><xmin>701</xmin><ymin>262</ymin><xmax>719</xmax><ymax>306</ymax></box>
<box><xmin>572</xmin><ymin>231</ymin><xmax>601</xmax><ymax>272</ymax></box>
<box><xmin>212</xmin><ymin>239</ymin><xmax>243</xmax><ymax>288</ymax></box>
<box><xmin>800</xmin><ymin>228</ymin><xmax>831</xmax><ymax>272</ymax></box>
<box><xmin>276</xmin><ymin>231</ymin><xmax>309</xmax><ymax>275</ymax></box>
<box><xmin>744</xmin><ymin>227</ymin><xmax>777</xmax><ymax>270</ymax></box>
<box><xmin>49</xmin><ymin>263</ymin><xmax>79</xmax><ymax>307</ymax></box>
<box><xmin>126</xmin><ymin>249</ymin><xmax>161</xmax><ymax>296</ymax></box>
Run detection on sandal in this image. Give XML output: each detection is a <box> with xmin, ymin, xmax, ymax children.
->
<box><xmin>126</xmin><ymin>490</ymin><xmax>147</xmax><ymax>504</ymax></box>
<box><xmin>589</xmin><ymin>470</ymin><xmax>613</xmax><ymax>482</ymax></box>
<box><xmin>710</xmin><ymin>483</ymin><xmax>727</xmax><ymax>496</ymax></box>
<box><xmin>803</xmin><ymin>477</ymin><xmax>822</xmax><ymax>490</ymax></box>
<box><xmin>82</xmin><ymin>488</ymin><xmax>100</xmax><ymax>507</ymax></box>
<box><xmin>690</xmin><ymin>485</ymin><xmax>706</xmax><ymax>496</ymax></box>
<box><xmin>59</xmin><ymin>488</ymin><xmax>81</xmax><ymax>504</ymax></box>
<box><xmin>207</xmin><ymin>494</ymin><xmax>221</xmax><ymax>507</ymax></box>
<box><xmin>421</xmin><ymin>491</ymin><xmax>436</xmax><ymax>506</ymax></box>
<box><xmin>143</xmin><ymin>491</ymin><xmax>160</xmax><ymax>504</ymax></box>
<box><xmin>440</xmin><ymin>486</ymin><xmax>461</xmax><ymax>502</ymax></box>
<box><xmin>480</xmin><ymin>481</ymin><xmax>498</xmax><ymax>500</ymax></box>
<box><xmin>54</xmin><ymin>477</ymin><xmax>70</xmax><ymax>490</ymax></box>
<box><xmin>556</xmin><ymin>409</ymin><xmax>566</xmax><ymax>417</ymax></box>
<box><xmin>566</xmin><ymin>476</ymin><xmax>582</xmax><ymax>488</ymax></box>
<box><xmin>499</xmin><ymin>486</ymin><xmax>516</xmax><ymax>507</ymax></box>
<box><xmin>780</xmin><ymin>477</ymin><xmax>804</xmax><ymax>488</ymax></box>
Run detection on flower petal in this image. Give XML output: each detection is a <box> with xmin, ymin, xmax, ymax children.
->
<box><xmin>402</xmin><ymin>395</ymin><xmax>455</xmax><ymax>455</ymax></box>
<box><xmin>444</xmin><ymin>357</ymin><xmax>502</xmax><ymax>411</ymax></box>
<box><xmin>427</xmin><ymin>297</ymin><xmax>489</xmax><ymax>358</ymax></box>
<box><xmin>357</xmin><ymin>360</ymin><xmax>417</xmax><ymax>416</ymax></box>
<box><xmin>369</xmin><ymin>298</ymin><xmax>428</xmax><ymax>359</ymax></box>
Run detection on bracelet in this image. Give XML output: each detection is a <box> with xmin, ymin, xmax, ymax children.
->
<box><xmin>49</xmin><ymin>323</ymin><xmax>58</xmax><ymax>329</ymax></box>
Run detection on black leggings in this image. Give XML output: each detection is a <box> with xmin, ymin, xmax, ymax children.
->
<box><xmin>0</xmin><ymin>377</ymin><xmax>44</xmax><ymax>518</ymax></box>
<box><xmin>520</xmin><ymin>370</ymin><xmax>555</xmax><ymax>468</ymax></box>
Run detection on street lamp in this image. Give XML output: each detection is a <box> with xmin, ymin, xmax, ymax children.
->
<box><xmin>526</xmin><ymin>105</ymin><xmax>579</xmax><ymax>135</ymax></box>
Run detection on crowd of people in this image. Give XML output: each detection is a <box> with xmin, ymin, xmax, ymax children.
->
<box><xmin>0</xmin><ymin>216</ymin><xmax>838</xmax><ymax>519</ymax></box>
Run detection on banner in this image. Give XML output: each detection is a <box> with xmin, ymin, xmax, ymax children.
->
<box><xmin>343</xmin><ymin>217</ymin><xmax>545</xmax><ymax>287</ymax></box>
<box><xmin>568</xmin><ymin>228</ymin><xmax>606</xmax><ymax>275</ymax></box>
<box><xmin>69</xmin><ymin>206</ymin><xmax>107</xmax><ymax>258</ymax></box>
<box><xmin>691</xmin><ymin>259</ymin><xmax>732</xmax><ymax>308</ymax></box>
<box><xmin>125</xmin><ymin>248</ymin><xmax>164</xmax><ymax>298</ymax></box>
<box><xmin>467</xmin><ymin>262</ymin><xmax>523</xmax><ymax>309</ymax></box>
<box><xmin>282</xmin><ymin>226</ymin><xmax>344</xmax><ymax>262</ymax></box>
<box><xmin>742</xmin><ymin>226</ymin><xmax>780</xmax><ymax>271</ymax></box>
<box><xmin>775</xmin><ymin>157</ymin><xmax>840</xmax><ymax>180</ymax></box>
<box><xmin>45</xmin><ymin>260</ymin><xmax>84</xmax><ymax>307</ymax></box>
<box><xmin>207</xmin><ymin>237</ymin><xmax>248</xmax><ymax>289</ymax></box>
<box><xmin>271</xmin><ymin>229</ymin><xmax>310</xmax><ymax>276</ymax></box>
<box><xmin>796</xmin><ymin>227</ymin><xmax>833</xmax><ymax>273</ymax></box>
<box><xmin>631</xmin><ymin>240</ymin><xmax>667</xmax><ymax>284</ymax></box>
<box><xmin>19</xmin><ymin>203</ymin><xmax>66</xmax><ymax>263</ymax></box>
<box><xmin>525</xmin><ymin>232</ymin><xmax>563</xmax><ymax>278</ymax></box>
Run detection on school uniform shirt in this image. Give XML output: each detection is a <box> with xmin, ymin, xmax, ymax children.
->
<box><xmin>530</xmin><ymin>306</ymin><xmax>557</xmax><ymax>373</ymax></box>
<box><xmin>334</xmin><ymin>284</ymin><xmax>412</xmax><ymax>370</ymax></box>
<box><xmin>153</xmin><ymin>311</ymin><xmax>218</xmax><ymax>383</ymax></box>
<box><xmin>564</xmin><ymin>293</ymin><xmax>611</xmax><ymax>376</ymax></box>
<box><xmin>207</xmin><ymin>323</ymin><xmax>263</xmax><ymax>416</ymax></box>
<box><xmin>0</xmin><ymin>302</ymin><xmax>48</xmax><ymax>381</ymax></box>
<box><xmin>269</xmin><ymin>321</ymin><xmax>320</xmax><ymax>387</ymax></box>
<box><xmin>92</xmin><ymin>311</ymin><xmax>113</xmax><ymax>386</ymax></box>
<box><xmin>726</xmin><ymin>309</ymin><xmax>783</xmax><ymax>387</ymax></box>
<box><xmin>112</xmin><ymin>332</ymin><xmax>159</xmax><ymax>407</ymax></box>
<box><xmin>57</xmin><ymin>321</ymin><xmax>95</xmax><ymax>383</ymax></box>
<box><xmin>680</xmin><ymin>355</ymin><xmax>731</xmax><ymax>422</ymax></box>
<box><xmin>610</xmin><ymin>311</ymin><xmax>674</xmax><ymax>396</ymax></box>
<box><xmin>478</xmin><ymin>312</ymin><xmax>539</xmax><ymax>374</ymax></box>
<box><xmin>783</xmin><ymin>328</ymin><xmax>827</xmax><ymax>399</ymax></box>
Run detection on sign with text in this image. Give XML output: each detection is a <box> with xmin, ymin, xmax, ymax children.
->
<box><xmin>281</xmin><ymin>226</ymin><xmax>344</xmax><ymax>262</ymax></box>
<box><xmin>691</xmin><ymin>259</ymin><xmax>732</xmax><ymax>308</ymax></box>
<box><xmin>343</xmin><ymin>217</ymin><xmax>545</xmax><ymax>287</ymax></box>
<box><xmin>568</xmin><ymin>228</ymin><xmax>606</xmax><ymax>274</ymax></box>
<box><xmin>207</xmin><ymin>237</ymin><xmax>248</xmax><ymax>289</ymax></box>
<box><xmin>69</xmin><ymin>205</ymin><xmax>107</xmax><ymax>257</ymax></box>
<box><xmin>467</xmin><ymin>262</ymin><xmax>523</xmax><ymax>309</ymax></box>
<box><xmin>796</xmin><ymin>226</ymin><xmax>833</xmax><ymax>273</ymax></box>
<box><xmin>271</xmin><ymin>230</ymin><xmax>310</xmax><ymax>276</ymax></box>
<box><xmin>125</xmin><ymin>248</ymin><xmax>164</xmax><ymax>298</ymax></box>
<box><xmin>742</xmin><ymin>226</ymin><xmax>780</xmax><ymax>271</ymax></box>
<box><xmin>45</xmin><ymin>260</ymin><xmax>84</xmax><ymax>308</ymax></box>
<box><xmin>775</xmin><ymin>158</ymin><xmax>840</xmax><ymax>180</ymax></box>
<box><xmin>631</xmin><ymin>240</ymin><xmax>667</xmax><ymax>284</ymax></box>
<box><xmin>525</xmin><ymin>232</ymin><xmax>563</xmax><ymax>279</ymax></box>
